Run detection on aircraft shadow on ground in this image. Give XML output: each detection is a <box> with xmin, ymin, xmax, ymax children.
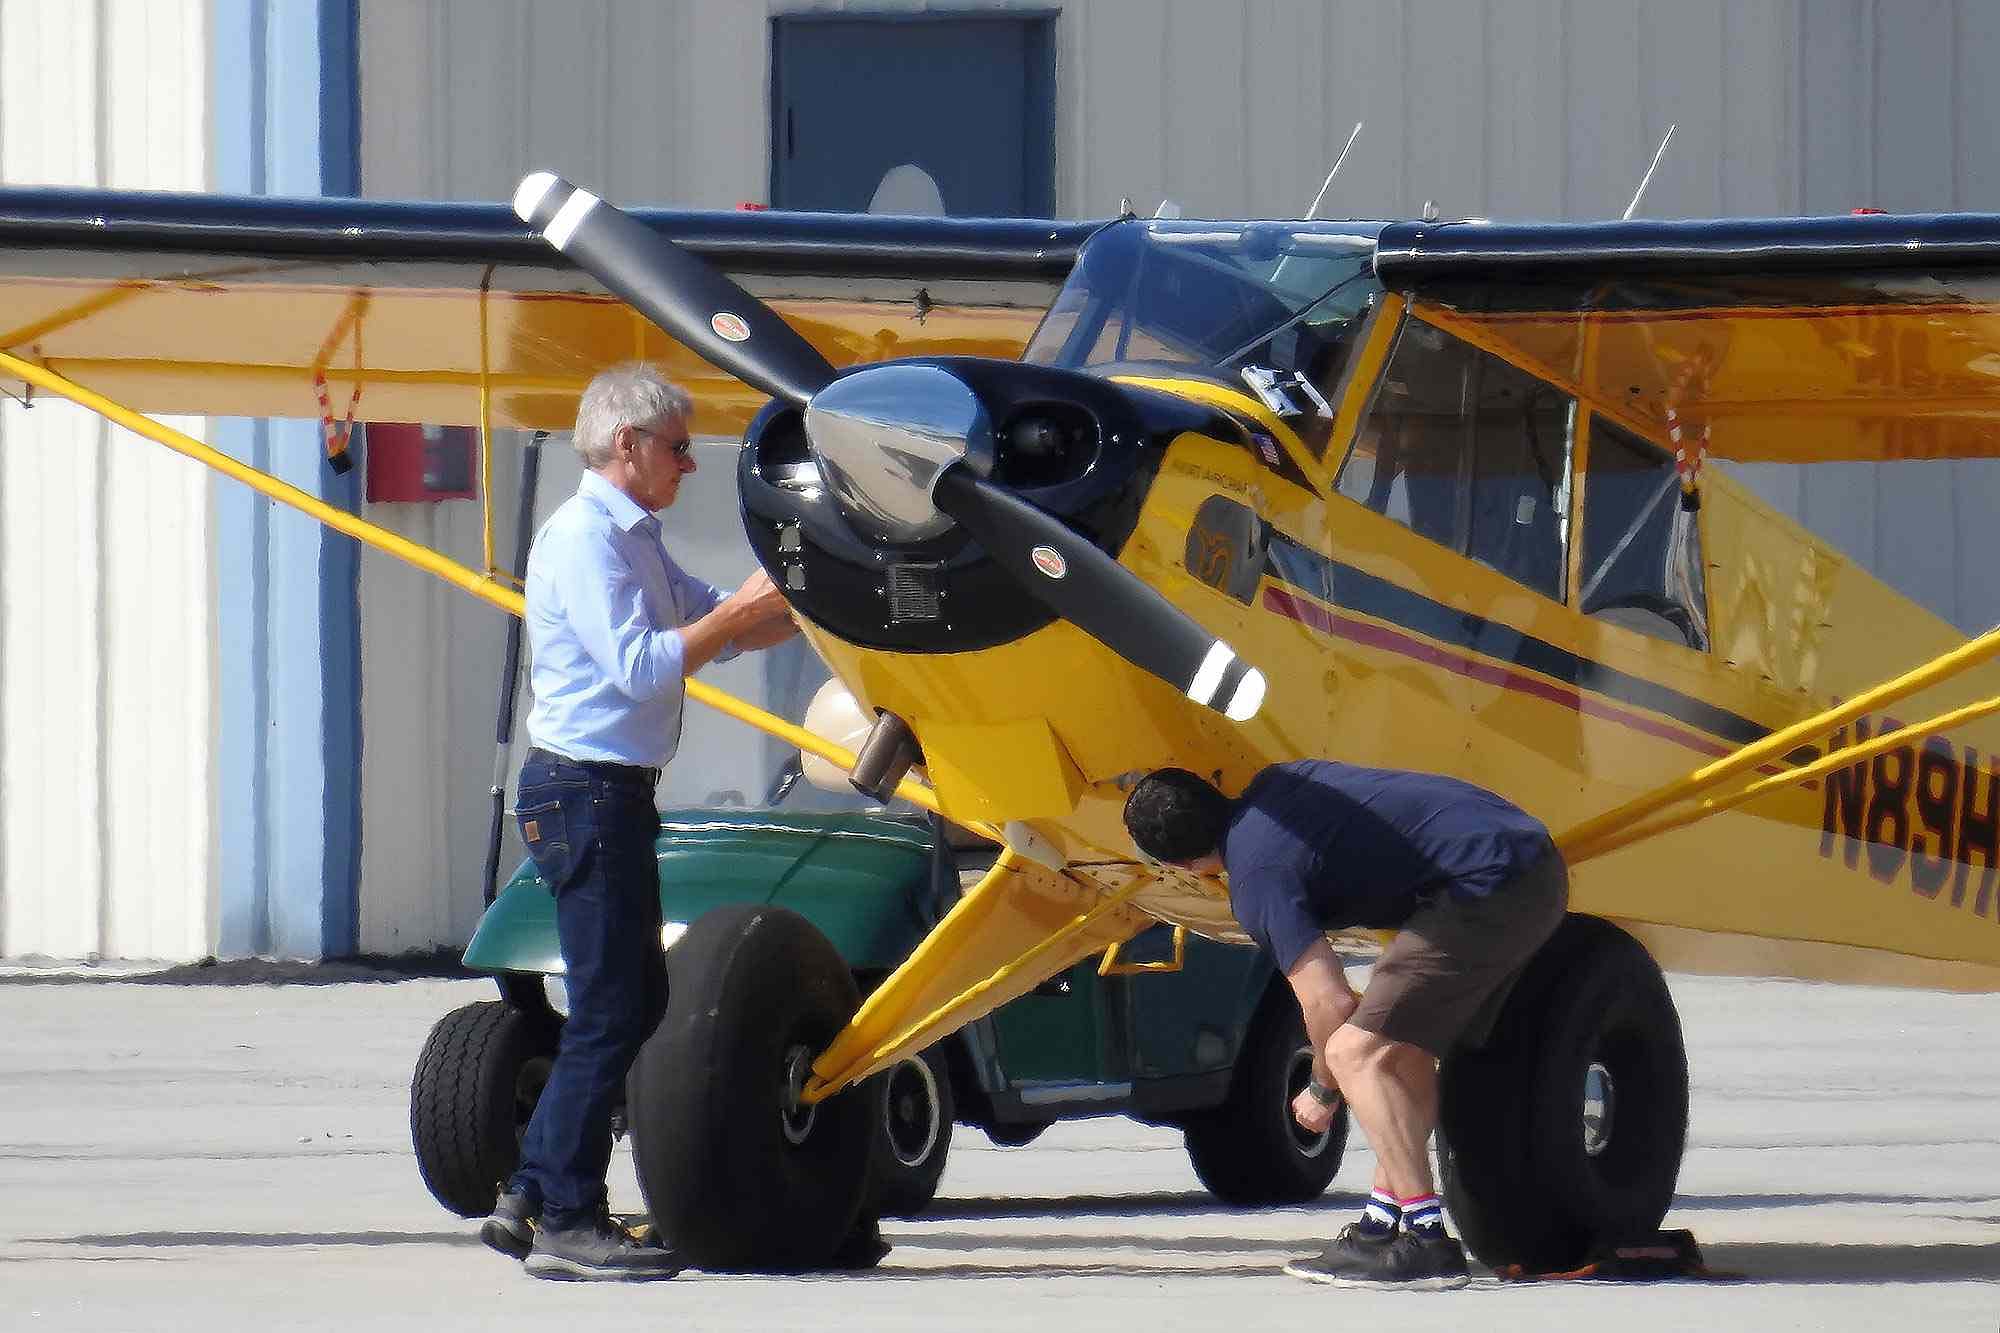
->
<box><xmin>918</xmin><ymin>1190</ymin><xmax>1364</xmax><ymax>1221</ymax></box>
<box><xmin>35</xmin><ymin>1231</ymin><xmax>480</xmax><ymax>1250</ymax></box>
<box><xmin>1675</xmin><ymin>1191</ymin><xmax>2000</xmax><ymax>1214</ymax></box>
<box><xmin>901</xmin><ymin>1230</ymin><xmax>1313</xmax><ymax>1255</ymax></box>
<box><xmin>1698</xmin><ymin>1241</ymin><xmax>2000</xmax><ymax>1285</ymax></box>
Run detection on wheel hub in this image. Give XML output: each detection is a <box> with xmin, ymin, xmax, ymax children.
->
<box><xmin>779</xmin><ymin>1043</ymin><xmax>819</xmax><ymax>1146</ymax></box>
<box><xmin>884</xmin><ymin>1055</ymin><xmax>942</xmax><ymax>1167</ymax></box>
<box><xmin>1582</xmin><ymin>1060</ymin><xmax>1616</xmax><ymax>1157</ymax></box>
<box><xmin>1285</xmin><ymin>1046</ymin><xmax>1333</xmax><ymax>1158</ymax></box>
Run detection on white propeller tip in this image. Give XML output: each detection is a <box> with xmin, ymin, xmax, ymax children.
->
<box><xmin>1224</xmin><ymin>668</ymin><xmax>1266</xmax><ymax>722</ymax></box>
<box><xmin>512</xmin><ymin>171</ymin><xmax>559</xmax><ymax>223</ymax></box>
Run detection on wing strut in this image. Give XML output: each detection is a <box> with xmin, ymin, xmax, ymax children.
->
<box><xmin>0</xmin><ymin>347</ymin><xmax>975</xmax><ymax>827</ymax></box>
<box><xmin>1560</xmin><ymin>626</ymin><xmax>2000</xmax><ymax>863</ymax></box>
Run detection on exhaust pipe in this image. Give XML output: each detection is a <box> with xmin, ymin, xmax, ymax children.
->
<box><xmin>849</xmin><ymin>710</ymin><xmax>922</xmax><ymax>802</ymax></box>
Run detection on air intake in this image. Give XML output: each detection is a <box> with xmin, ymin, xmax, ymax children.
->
<box><xmin>886</xmin><ymin>563</ymin><xmax>944</xmax><ymax>624</ymax></box>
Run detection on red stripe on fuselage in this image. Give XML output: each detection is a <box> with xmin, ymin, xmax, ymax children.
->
<box><xmin>1262</xmin><ymin>584</ymin><xmax>1796</xmax><ymax>777</ymax></box>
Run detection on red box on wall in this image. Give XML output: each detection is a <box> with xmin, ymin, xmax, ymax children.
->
<box><xmin>365</xmin><ymin>423</ymin><xmax>477</xmax><ymax>502</ymax></box>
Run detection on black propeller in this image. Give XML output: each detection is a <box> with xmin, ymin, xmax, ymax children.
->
<box><xmin>513</xmin><ymin>171</ymin><xmax>1266</xmax><ymax>723</ymax></box>
<box><xmin>511</xmin><ymin>171</ymin><xmax>834</xmax><ymax>407</ymax></box>
<box><xmin>932</xmin><ymin>464</ymin><xmax>1265</xmax><ymax>720</ymax></box>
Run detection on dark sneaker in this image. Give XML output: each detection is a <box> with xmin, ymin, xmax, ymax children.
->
<box><xmin>1284</xmin><ymin>1224</ymin><xmax>1470</xmax><ymax>1290</ymax></box>
<box><xmin>479</xmin><ymin>1189</ymin><xmax>539</xmax><ymax>1261</ymax></box>
<box><xmin>523</xmin><ymin>1211</ymin><xmax>683</xmax><ymax>1283</ymax></box>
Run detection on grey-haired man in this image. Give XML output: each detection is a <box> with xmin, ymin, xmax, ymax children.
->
<box><xmin>482</xmin><ymin>363</ymin><xmax>796</xmax><ymax>1281</ymax></box>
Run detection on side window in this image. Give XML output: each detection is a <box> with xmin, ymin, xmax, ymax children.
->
<box><xmin>1579</xmin><ymin>417</ymin><xmax>1710</xmax><ymax>650</ymax></box>
<box><xmin>1335</xmin><ymin>317</ymin><xmax>1570</xmax><ymax>601</ymax></box>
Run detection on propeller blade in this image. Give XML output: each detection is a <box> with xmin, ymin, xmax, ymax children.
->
<box><xmin>931</xmin><ymin>465</ymin><xmax>1266</xmax><ymax>722</ymax></box>
<box><xmin>512</xmin><ymin>171</ymin><xmax>836</xmax><ymax>407</ymax></box>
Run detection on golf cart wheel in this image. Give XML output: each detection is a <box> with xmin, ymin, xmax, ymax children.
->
<box><xmin>868</xmin><ymin>1042</ymin><xmax>955</xmax><ymax>1218</ymax></box>
<box><xmin>626</xmin><ymin>905</ymin><xmax>880</xmax><ymax>1271</ymax></box>
<box><xmin>1184</xmin><ymin>989</ymin><xmax>1348</xmax><ymax>1205</ymax></box>
<box><xmin>983</xmin><ymin>1118</ymin><xmax>1052</xmax><ymax>1147</ymax></box>
<box><xmin>409</xmin><ymin>998</ymin><xmax>558</xmax><ymax>1218</ymax></box>
<box><xmin>1439</xmin><ymin>914</ymin><xmax>1689</xmax><ymax>1271</ymax></box>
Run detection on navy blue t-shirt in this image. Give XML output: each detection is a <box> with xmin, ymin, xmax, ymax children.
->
<box><xmin>1221</xmin><ymin>759</ymin><xmax>1553</xmax><ymax>972</ymax></box>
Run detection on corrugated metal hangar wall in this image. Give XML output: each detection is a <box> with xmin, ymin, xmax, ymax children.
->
<box><xmin>0</xmin><ymin>0</ymin><xmax>213</xmax><ymax>962</ymax></box>
<box><xmin>5</xmin><ymin>0</ymin><xmax>2000</xmax><ymax>960</ymax></box>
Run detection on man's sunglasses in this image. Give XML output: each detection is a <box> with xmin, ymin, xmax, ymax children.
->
<box><xmin>631</xmin><ymin>425</ymin><xmax>694</xmax><ymax>459</ymax></box>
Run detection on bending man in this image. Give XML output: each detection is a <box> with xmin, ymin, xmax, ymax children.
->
<box><xmin>1122</xmin><ymin>760</ymin><xmax>1567</xmax><ymax>1290</ymax></box>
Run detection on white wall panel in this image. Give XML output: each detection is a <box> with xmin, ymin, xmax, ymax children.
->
<box><xmin>1069</xmin><ymin>0</ymin><xmax>1168</xmax><ymax>216</ymax></box>
<box><xmin>1483</xmin><ymin>0</ymin><xmax>1565</xmax><ymax>221</ymax></box>
<box><xmin>1160</xmin><ymin>0</ymin><xmax>1247</xmax><ymax>216</ymax></box>
<box><xmin>1241</xmin><ymin>0</ymin><xmax>1325</xmax><ymax>218</ymax></box>
<box><xmin>1639</xmin><ymin>0</ymin><xmax>1725</xmax><ymax>218</ymax></box>
<box><xmin>0</xmin><ymin>0</ymin><xmax>211</xmax><ymax>961</ymax></box>
<box><xmin>1404</xmin><ymin>0</ymin><xmax>1487</xmax><ymax>219</ymax></box>
<box><xmin>1322</xmin><ymin>0</ymin><xmax>1408</xmax><ymax>217</ymax></box>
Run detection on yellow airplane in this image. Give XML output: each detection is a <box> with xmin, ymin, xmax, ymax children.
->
<box><xmin>5</xmin><ymin>178</ymin><xmax>1999</xmax><ymax>1274</ymax></box>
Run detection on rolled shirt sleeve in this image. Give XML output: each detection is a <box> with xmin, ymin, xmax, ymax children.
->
<box><xmin>665</xmin><ymin>565</ymin><xmax>738</xmax><ymax>664</ymax></box>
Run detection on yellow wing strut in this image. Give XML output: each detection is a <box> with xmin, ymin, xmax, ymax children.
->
<box><xmin>0</xmin><ymin>348</ymin><xmax>974</xmax><ymax>824</ymax></box>
<box><xmin>1562</xmin><ymin>628</ymin><xmax>2000</xmax><ymax>864</ymax></box>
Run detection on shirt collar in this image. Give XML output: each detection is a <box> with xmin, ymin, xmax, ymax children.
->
<box><xmin>577</xmin><ymin>469</ymin><xmax>655</xmax><ymax>534</ymax></box>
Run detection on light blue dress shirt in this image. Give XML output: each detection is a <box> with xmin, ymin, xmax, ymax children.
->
<box><xmin>523</xmin><ymin>470</ymin><xmax>734</xmax><ymax>768</ymax></box>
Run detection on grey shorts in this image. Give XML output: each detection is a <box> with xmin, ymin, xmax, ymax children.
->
<box><xmin>1348</xmin><ymin>848</ymin><xmax>1570</xmax><ymax>1057</ymax></box>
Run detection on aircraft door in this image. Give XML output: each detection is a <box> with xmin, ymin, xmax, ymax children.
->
<box><xmin>1333</xmin><ymin>314</ymin><xmax>1587</xmax><ymax>783</ymax></box>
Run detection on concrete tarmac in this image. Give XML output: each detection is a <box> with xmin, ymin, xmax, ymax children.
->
<box><xmin>1</xmin><ymin>970</ymin><xmax>1994</xmax><ymax>1331</ymax></box>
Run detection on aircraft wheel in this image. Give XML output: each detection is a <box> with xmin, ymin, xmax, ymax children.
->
<box><xmin>867</xmin><ymin>1043</ymin><xmax>955</xmax><ymax>1218</ymax></box>
<box><xmin>1439</xmin><ymin>914</ymin><xmax>1688</xmax><ymax>1271</ymax></box>
<box><xmin>626</xmin><ymin>905</ymin><xmax>880</xmax><ymax>1271</ymax></box>
<box><xmin>409</xmin><ymin>998</ymin><xmax>558</xmax><ymax>1218</ymax></box>
<box><xmin>1184</xmin><ymin>991</ymin><xmax>1348</xmax><ymax>1205</ymax></box>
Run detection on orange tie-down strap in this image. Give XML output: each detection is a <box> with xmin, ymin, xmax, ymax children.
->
<box><xmin>1491</xmin><ymin>1230</ymin><xmax>1741</xmax><ymax>1283</ymax></box>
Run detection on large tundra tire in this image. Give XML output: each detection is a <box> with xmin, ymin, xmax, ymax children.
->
<box><xmin>1439</xmin><ymin>914</ymin><xmax>1689</xmax><ymax>1271</ymax></box>
<box><xmin>409</xmin><ymin>999</ymin><xmax>558</xmax><ymax>1218</ymax></box>
<box><xmin>626</xmin><ymin>905</ymin><xmax>880</xmax><ymax>1271</ymax></box>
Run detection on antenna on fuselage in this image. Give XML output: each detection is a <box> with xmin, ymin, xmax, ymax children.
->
<box><xmin>1304</xmin><ymin>121</ymin><xmax>1364</xmax><ymax>219</ymax></box>
<box><xmin>1622</xmin><ymin>123</ymin><xmax>1677</xmax><ymax>220</ymax></box>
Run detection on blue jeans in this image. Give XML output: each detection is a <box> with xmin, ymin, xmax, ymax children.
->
<box><xmin>507</xmin><ymin>753</ymin><xmax>667</xmax><ymax>1231</ymax></box>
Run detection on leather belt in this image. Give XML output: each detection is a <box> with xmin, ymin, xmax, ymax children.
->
<box><xmin>525</xmin><ymin>745</ymin><xmax>661</xmax><ymax>788</ymax></box>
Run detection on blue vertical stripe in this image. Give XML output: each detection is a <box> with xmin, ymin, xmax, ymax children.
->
<box><xmin>211</xmin><ymin>0</ymin><xmax>362</xmax><ymax>959</ymax></box>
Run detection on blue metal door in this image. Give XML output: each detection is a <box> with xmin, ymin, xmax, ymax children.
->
<box><xmin>770</xmin><ymin>14</ymin><xmax>1055</xmax><ymax>217</ymax></box>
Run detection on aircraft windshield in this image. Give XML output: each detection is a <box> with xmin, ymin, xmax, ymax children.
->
<box><xmin>1023</xmin><ymin>219</ymin><xmax>1382</xmax><ymax>383</ymax></box>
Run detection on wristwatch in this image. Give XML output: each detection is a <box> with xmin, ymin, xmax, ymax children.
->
<box><xmin>1304</xmin><ymin>1077</ymin><xmax>1340</xmax><ymax>1108</ymax></box>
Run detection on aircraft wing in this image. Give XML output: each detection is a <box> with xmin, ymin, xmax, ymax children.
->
<box><xmin>1374</xmin><ymin>213</ymin><xmax>2000</xmax><ymax>464</ymax></box>
<box><xmin>0</xmin><ymin>187</ymin><xmax>1096</xmax><ymax>434</ymax></box>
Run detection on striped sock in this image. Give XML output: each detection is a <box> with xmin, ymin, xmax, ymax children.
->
<box><xmin>1399</xmin><ymin>1193</ymin><xmax>1445</xmax><ymax>1235</ymax></box>
<box><xmin>1357</xmin><ymin>1188</ymin><xmax>1401</xmax><ymax>1237</ymax></box>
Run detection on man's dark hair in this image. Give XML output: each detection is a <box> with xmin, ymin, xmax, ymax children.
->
<box><xmin>1122</xmin><ymin>768</ymin><xmax>1232</xmax><ymax>864</ymax></box>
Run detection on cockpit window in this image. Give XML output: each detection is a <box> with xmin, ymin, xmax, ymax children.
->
<box><xmin>1023</xmin><ymin>220</ymin><xmax>1383</xmax><ymax>452</ymax></box>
